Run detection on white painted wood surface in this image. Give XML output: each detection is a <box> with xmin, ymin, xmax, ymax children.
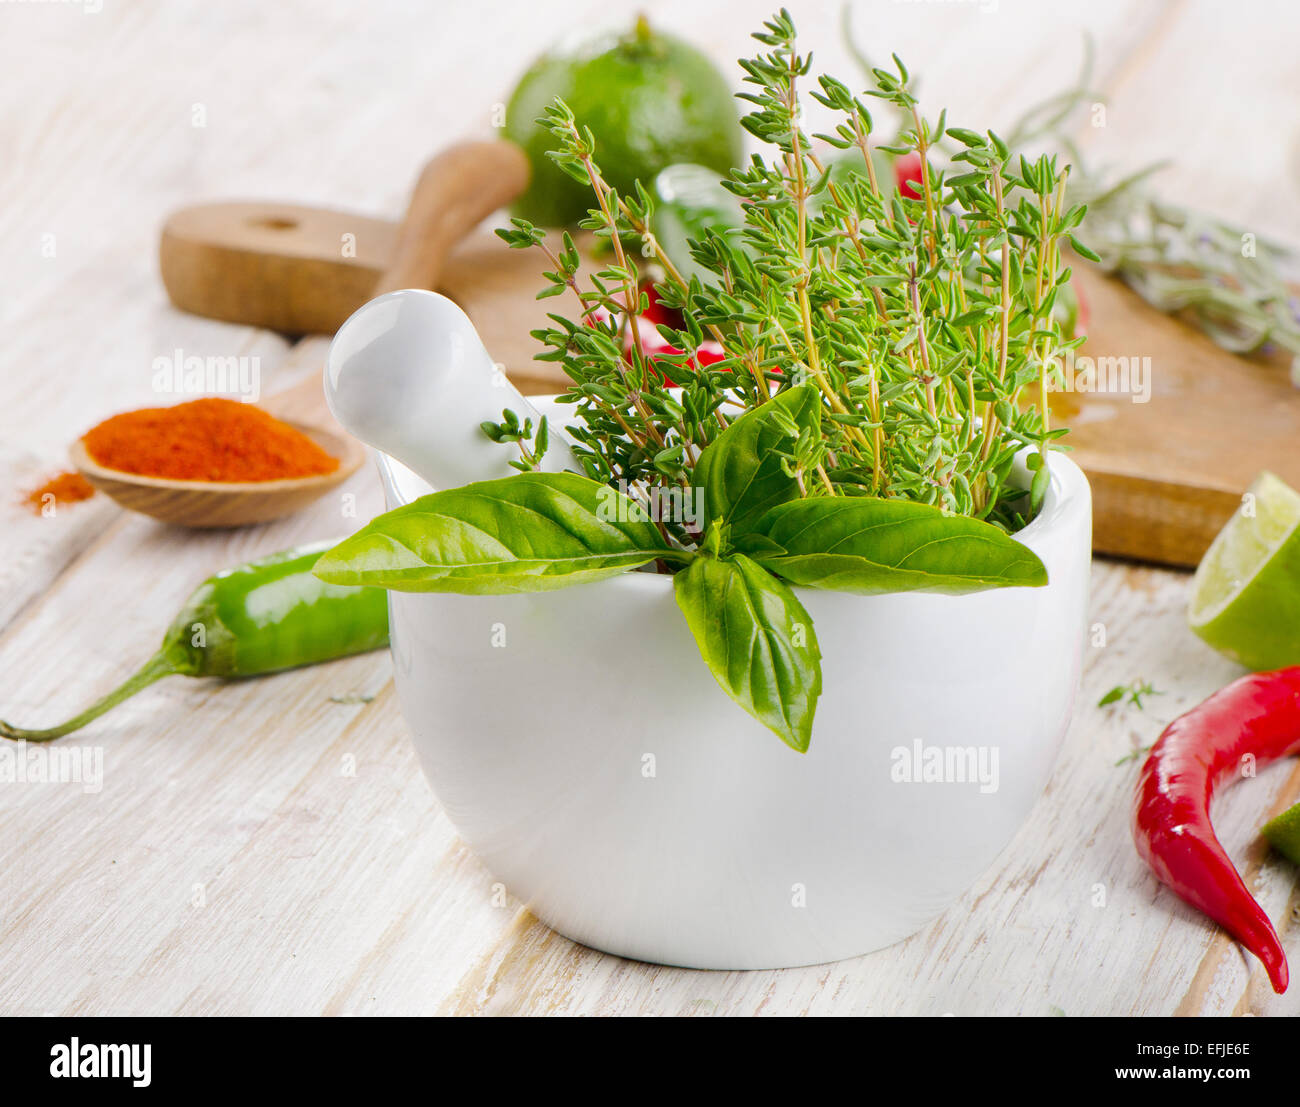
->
<box><xmin>2</xmin><ymin>0</ymin><xmax>1298</xmax><ymax>1016</ymax></box>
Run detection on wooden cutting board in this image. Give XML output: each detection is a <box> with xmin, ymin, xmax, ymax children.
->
<box><xmin>160</xmin><ymin>200</ymin><xmax>1300</xmax><ymax>567</ymax></box>
<box><xmin>160</xmin><ymin>201</ymin><xmax>565</xmax><ymax>395</ymax></box>
<box><xmin>1049</xmin><ymin>269</ymin><xmax>1300</xmax><ymax>566</ymax></box>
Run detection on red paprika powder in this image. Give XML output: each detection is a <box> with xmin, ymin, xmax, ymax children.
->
<box><xmin>82</xmin><ymin>398</ymin><xmax>339</xmax><ymax>483</ymax></box>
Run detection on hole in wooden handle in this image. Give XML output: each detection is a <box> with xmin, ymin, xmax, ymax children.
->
<box><xmin>248</xmin><ymin>215</ymin><xmax>299</xmax><ymax>230</ymax></box>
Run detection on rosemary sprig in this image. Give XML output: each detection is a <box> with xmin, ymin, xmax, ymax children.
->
<box><xmin>1070</xmin><ymin>171</ymin><xmax>1300</xmax><ymax>378</ymax></box>
<box><xmin>844</xmin><ymin>15</ymin><xmax>1300</xmax><ymax>383</ymax></box>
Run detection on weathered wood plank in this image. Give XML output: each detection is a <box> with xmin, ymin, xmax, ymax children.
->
<box><xmin>2</xmin><ymin>0</ymin><xmax>1296</xmax><ymax>1018</ymax></box>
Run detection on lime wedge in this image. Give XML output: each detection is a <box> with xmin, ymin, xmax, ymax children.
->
<box><xmin>1262</xmin><ymin>802</ymin><xmax>1300</xmax><ymax>866</ymax></box>
<box><xmin>1188</xmin><ymin>471</ymin><xmax>1300</xmax><ymax>670</ymax></box>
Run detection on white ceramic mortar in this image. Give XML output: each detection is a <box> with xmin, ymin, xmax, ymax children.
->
<box><xmin>376</xmin><ymin>422</ymin><xmax>1091</xmax><ymax>969</ymax></box>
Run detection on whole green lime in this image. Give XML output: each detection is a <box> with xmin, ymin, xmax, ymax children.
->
<box><xmin>505</xmin><ymin>18</ymin><xmax>743</xmax><ymax>227</ymax></box>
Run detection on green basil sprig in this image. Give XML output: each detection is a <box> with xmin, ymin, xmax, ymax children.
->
<box><xmin>673</xmin><ymin>385</ymin><xmax>1048</xmax><ymax>749</ymax></box>
<box><xmin>313</xmin><ymin>472</ymin><xmax>686</xmax><ymax>594</ymax></box>
<box><xmin>316</xmin><ymin>386</ymin><xmax>1048</xmax><ymax>753</ymax></box>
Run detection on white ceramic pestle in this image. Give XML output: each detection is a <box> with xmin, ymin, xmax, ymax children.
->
<box><xmin>324</xmin><ymin>289</ymin><xmax>581</xmax><ymax>491</ymax></box>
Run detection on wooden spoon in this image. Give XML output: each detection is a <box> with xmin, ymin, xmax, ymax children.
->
<box><xmin>74</xmin><ymin>139</ymin><xmax>530</xmax><ymax>528</ymax></box>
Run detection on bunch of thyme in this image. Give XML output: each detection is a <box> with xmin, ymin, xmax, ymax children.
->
<box><xmin>496</xmin><ymin>9</ymin><xmax>1082</xmax><ymax>544</ymax></box>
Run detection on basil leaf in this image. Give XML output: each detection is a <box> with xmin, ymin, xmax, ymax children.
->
<box><xmin>692</xmin><ymin>382</ymin><xmax>822</xmax><ymax>535</ymax></box>
<box><xmin>737</xmin><ymin>496</ymin><xmax>1047</xmax><ymax>594</ymax></box>
<box><xmin>674</xmin><ymin>552</ymin><xmax>822</xmax><ymax>752</ymax></box>
<box><xmin>314</xmin><ymin>472</ymin><xmax>681</xmax><ymax>594</ymax></box>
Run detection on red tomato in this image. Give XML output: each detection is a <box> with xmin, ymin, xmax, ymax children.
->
<box><xmin>621</xmin><ymin>285</ymin><xmax>726</xmax><ymax>383</ymax></box>
<box><xmin>894</xmin><ymin>152</ymin><xmax>923</xmax><ymax>200</ymax></box>
<box><xmin>637</xmin><ymin>285</ymin><xmax>679</xmax><ymax>328</ymax></box>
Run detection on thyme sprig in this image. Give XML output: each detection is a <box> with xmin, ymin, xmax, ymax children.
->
<box><xmin>496</xmin><ymin>9</ymin><xmax>1081</xmax><ymax>541</ymax></box>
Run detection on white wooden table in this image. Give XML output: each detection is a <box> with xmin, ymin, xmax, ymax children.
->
<box><xmin>2</xmin><ymin>0</ymin><xmax>1298</xmax><ymax>1016</ymax></box>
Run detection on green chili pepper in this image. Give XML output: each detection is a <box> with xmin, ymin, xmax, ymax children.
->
<box><xmin>0</xmin><ymin>541</ymin><xmax>389</xmax><ymax>742</ymax></box>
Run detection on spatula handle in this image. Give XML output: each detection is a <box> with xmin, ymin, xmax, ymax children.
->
<box><xmin>266</xmin><ymin>141</ymin><xmax>529</xmax><ymax>428</ymax></box>
<box><xmin>373</xmin><ymin>140</ymin><xmax>530</xmax><ymax>297</ymax></box>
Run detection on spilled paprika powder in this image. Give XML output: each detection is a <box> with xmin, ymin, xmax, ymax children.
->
<box><xmin>82</xmin><ymin>397</ymin><xmax>339</xmax><ymax>483</ymax></box>
<box><xmin>22</xmin><ymin>470</ymin><xmax>95</xmax><ymax>515</ymax></box>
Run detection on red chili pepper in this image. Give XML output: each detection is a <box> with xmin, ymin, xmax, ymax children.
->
<box><xmin>1132</xmin><ymin>667</ymin><xmax>1300</xmax><ymax>993</ymax></box>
